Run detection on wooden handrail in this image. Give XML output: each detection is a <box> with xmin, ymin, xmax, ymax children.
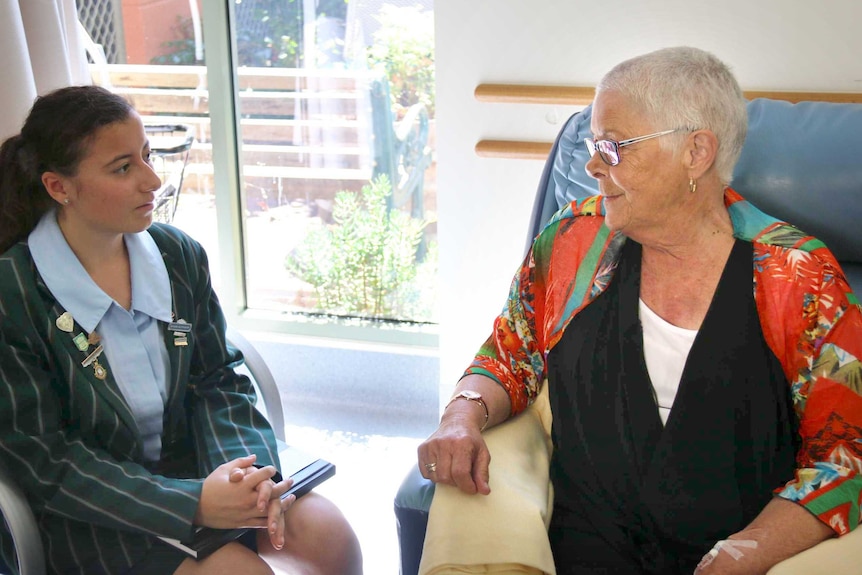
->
<box><xmin>474</xmin><ymin>84</ymin><xmax>595</xmax><ymax>106</ymax></box>
<box><xmin>474</xmin><ymin>140</ymin><xmax>553</xmax><ymax>160</ymax></box>
<box><xmin>474</xmin><ymin>83</ymin><xmax>862</xmax><ymax>106</ymax></box>
<box><xmin>474</xmin><ymin>83</ymin><xmax>862</xmax><ymax>160</ymax></box>
<box><xmin>744</xmin><ymin>90</ymin><xmax>862</xmax><ymax>104</ymax></box>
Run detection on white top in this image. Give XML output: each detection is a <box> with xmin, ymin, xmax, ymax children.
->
<box><xmin>639</xmin><ymin>298</ymin><xmax>698</xmax><ymax>425</ymax></box>
<box><xmin>29</xmin><ymin>210</ymin><xmax>173</xmax><ymax>461</ymax></box>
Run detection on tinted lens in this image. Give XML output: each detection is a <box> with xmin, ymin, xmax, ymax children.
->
<box><xmin>596</xmin><ymin>140</ymin><xmax>620</xmax><ymax>166</ymax></box>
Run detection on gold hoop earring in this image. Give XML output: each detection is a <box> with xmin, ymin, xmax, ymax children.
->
<box><xmin>689</xmin><ymin>178</ymin><xmax>697</xmax><ymax>193</ymax></box>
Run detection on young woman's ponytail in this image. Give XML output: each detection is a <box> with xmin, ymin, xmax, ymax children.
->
<box><xmin>0</xmin><ymin>85</ymin><xmax>134</xmax><ymax>254</ymax></box>
<box><xmin>0</xmin><ymin>134</ymin><xmax>53</xmax><ymax>253</ymax></box>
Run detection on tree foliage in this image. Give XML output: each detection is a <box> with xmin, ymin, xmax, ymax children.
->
<box><xmin>285</xmin><ymin>175</ymin><xmax>433</xmax><ymax>320</ymax></box>
<box><xmin>366</xmin><ymin>5</ymin><xmax>435</xmax><ymax>118</ymax></box>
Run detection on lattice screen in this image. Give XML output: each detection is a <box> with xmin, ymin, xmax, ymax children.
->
<box><xmin>77</xmin><ymin>0</ymin><xmax>126</xmax><ymax>64</ymax></box>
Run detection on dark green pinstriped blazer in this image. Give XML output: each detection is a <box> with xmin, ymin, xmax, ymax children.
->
<box><xmin>0</xmin><ymin>223</ymin><xmax>280</xmax><ymax>574</ymax></box>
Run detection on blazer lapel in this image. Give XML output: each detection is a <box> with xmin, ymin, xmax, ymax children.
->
<box><xmin>158</xmin><ymin>247</ymin><xmax>194</xmax><ymax>443</ymax></box>
<box><xmin>162</xmin><ymin>317</ymin><xmax>189</xmax><ymax>415</ymax></box>
<box><xmin>42</xmin><ymin>288</ymin><xmax>143</xmax><ymax>453</ymax></box>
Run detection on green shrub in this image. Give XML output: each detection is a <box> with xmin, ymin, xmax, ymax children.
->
<box><xmin>285</xmin><ymin>175</ymin><xmax>433</xmax><ymax>320</ymax></box>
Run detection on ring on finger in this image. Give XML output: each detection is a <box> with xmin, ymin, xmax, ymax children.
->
<box><xmin>424</xmin><ymin>462</ymin><xmax>437</xmax><ymax>473</ymax></box>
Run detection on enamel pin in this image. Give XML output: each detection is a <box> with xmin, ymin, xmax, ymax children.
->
<box><xmin>56</xmin><ymin>311</ymin><xmax>110</xmax><ymax>380</ymax></box>
<box><xmin>81</xmin><ymin>344</ymin><xmax>108</xmax><ymax>380</ymax></box>
<box><xmin>72</xmin><ymin>333</ymin><xmax>89</xmax><ymax>352</ymax></box>
<box><xmin>81</xmin><ymin>344</ymin><xmax>104</xmax><ymax>368</ymax></box>
<box><xmin>92</xmin><ymin>360</ymin><xmax>107</xmax><ymax>380</ymax></box>
<box><xmin>168</xmin><ymin>319</ymin><xmax>192</xmax><ymax>333</ymax></box>
<box><xmin>56</xmin><ymin>312</ymin><xmax>74</xmax><ymax>333</ymax></box>
<box><xmin>85</xmin><ymin>332</ymin><xmax>107</xmax><ymax>379</ymax></box>
<box><xmin>169</xmin><ymin>318</ymin><xmax>191</xmax><ymax>347</ymax></box>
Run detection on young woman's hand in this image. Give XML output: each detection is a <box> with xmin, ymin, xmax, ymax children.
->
<box><xmin>227</xmin><ymin>454</ymin><xmax>297</xmax><ymax>549</ymax></box>
<box><xmin>195</xmin><ymin>454</ymin><xmax>291</xmax><ymax>530</ymax></box>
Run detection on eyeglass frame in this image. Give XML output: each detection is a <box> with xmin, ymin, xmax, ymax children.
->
<box><xmin>584</xmin><ymin>129</ymin><xmax>681</xmax><ymax>166</ymax></box>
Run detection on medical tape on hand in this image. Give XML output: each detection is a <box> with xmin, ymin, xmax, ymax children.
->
<box><xmin>709</xmin><ymin>539</ymin><xmax>758</xmax><ymax>561</ymax></box>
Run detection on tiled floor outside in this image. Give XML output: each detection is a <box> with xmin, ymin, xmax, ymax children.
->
<box><xmin>172</xmin><ymin>193</ymin><xmax>441</xmax><ymax>574</ymax></box>
<box><xmin>240</xmin><ymin>331</ymin><xmax>439</xmax><ymax>575</ymax></box>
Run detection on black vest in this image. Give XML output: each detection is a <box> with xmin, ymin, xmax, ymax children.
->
<box><xmin>546</xmin><ymin>239</ymin><xmax>798</xmax><ymax>574</ymax></box>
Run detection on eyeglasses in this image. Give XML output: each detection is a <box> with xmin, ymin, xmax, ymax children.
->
<box><xmin>584</xmin><ymin>129</ymin><xmax>679</xmax><ymax>166</ymax></box>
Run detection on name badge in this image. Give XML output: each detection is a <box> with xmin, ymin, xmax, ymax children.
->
<box><xmin>168</xmin><ymin>320</ymin><xmax>192</xmax><ymax>333</ymax></box>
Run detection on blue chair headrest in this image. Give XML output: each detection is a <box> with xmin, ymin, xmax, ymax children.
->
<box><xmin>536</xmin><ymin>98</ymin><xmax>862</xmax><ymax>270</ymax></box>
<box><xmin>733</xmin><ymin>99</ymin><xmax>862</xmax><ymax>264</ymax></box>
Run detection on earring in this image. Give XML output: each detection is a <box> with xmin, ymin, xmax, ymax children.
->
<box><xmin>689</xmin><ymin>178</ymin><xmax>697</xmax><ymax>193</ymax></box>
<box><xmin>63</xmin><ymin>198</ymin><xmax>70</xmax><ymax>205</ymax></box>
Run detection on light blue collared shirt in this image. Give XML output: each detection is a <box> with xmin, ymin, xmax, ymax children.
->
<box><xmin>29</xmin><ymin>210</ymin><xmax>173</xmax><ymax>461</ymax></box>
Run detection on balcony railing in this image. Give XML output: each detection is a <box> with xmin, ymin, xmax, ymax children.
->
<box><xmin>92</xmin><ymin>64</ymin><xmax>379</xmax><ymax>203</ymax></box>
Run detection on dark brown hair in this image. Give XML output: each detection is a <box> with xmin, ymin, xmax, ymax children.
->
<box><xmin>0</xmin><ymin>85</ymin><xmax>135</xmax><ymax>253</ymax></box>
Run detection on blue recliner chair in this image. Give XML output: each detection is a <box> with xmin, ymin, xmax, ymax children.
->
<box><xmin>394</xmin><ymin>96</ymin><xmax>862</xmax><ymax>574</ymax></box>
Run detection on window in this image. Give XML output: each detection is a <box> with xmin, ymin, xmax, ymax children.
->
<box><xmin>82</xmin><ymin>0</ymin><xmax>437</xmax><ymax>345</ymax></box>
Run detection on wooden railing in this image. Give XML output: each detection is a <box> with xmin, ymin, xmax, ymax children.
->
<box><xmin>474</xmin><ymin>140</ymin><xmax>553</xmax><ymax>160</ymax></box>
<box><xmin>474</xmin><ymin>83</ymin><xmax>595</xmax><ymax>106</ymax></box>
<box><xmin>92</xmin><ymin>64</ymin><xmax>381</xmax><ymax>205</ymax></box>
<box><xmin>473</xmin><ymin>83</ymin><xmax>862</xmax><ymax>160</ymax></box>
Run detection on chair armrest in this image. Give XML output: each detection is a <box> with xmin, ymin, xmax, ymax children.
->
<box><xmin>418</xmin><ymin>386</ymin><xmax>555</xmax><ymax>575</ymax></box>
<box><xmin>767</xmin><ymin>527</ymin><xmax>862</xmax><ymax>574</ymax></box>
<box><xmin>226</xmin><ymin>327</ymin><xmax>285</xmax><ymax>444</ymax></box>
<box><xmin>0</xmin><ymin>461</ymin><xmax>45</xmax><ymax>575</ymax></box>
<box><xmin>395</xmin><ymin>466</ymin><xmax>436</xmax><ymax>575</ymax></box>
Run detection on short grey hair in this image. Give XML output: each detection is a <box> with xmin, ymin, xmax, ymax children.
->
<box><xmin>596</xmin><ymin>46</ymin><xmax>747</xmax><ymax>186</ymax></box>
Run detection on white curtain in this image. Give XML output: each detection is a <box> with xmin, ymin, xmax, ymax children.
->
<box><xmin>0</xmin><ymin>0</ymin><xmax>89</xmax><ymax>141</ymax></box>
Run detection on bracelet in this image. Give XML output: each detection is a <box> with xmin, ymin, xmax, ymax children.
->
<box><xmin>445</xmin><ymin>390</ymin><xmax>489</xmax><ymax>431</ymax></box>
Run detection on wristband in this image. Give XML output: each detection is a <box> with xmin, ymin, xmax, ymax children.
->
<box><xmin>445</xmin><ymin>390</ymin><xmax>489</xmax><ymax>431</ymax></box>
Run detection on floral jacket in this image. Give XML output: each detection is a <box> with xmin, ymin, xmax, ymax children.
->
<box><xmin>465</xmin><ymin>189</ymin><xmax>862</xmax><ymax>535</ymax></box>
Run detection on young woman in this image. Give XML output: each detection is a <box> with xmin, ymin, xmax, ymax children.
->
<box><xmin>0</xmin><ymin>85</ymin><xmax>362</xmax><ymax>575</ymax></box>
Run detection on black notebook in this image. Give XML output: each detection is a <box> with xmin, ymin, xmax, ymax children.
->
<box><xmin>157</xmin><ymin>446</ymin><xmax>335</xmax><ymax>559</ymax></box>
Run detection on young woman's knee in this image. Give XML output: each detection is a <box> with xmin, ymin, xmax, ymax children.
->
<box><xmin>282</xmin><ymin>493</ymin><xmax>363</xmax><ymax>574</ymax></box>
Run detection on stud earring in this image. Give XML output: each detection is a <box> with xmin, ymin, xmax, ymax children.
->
<box><xmin>63</xmin><ymin>198</ymin><xmax>70</xmax><ymax>205</ymax></box>
<box><xmin>689</xmin><ymin>178</ymin><xmax>697</xmax><ymax>193</ymax></box>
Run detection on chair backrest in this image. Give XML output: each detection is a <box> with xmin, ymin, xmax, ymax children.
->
<box><xmin>226</xmin><ymin>327</ymin><xmax>286</xmax><ymax>445</ymax></box>
<box><xmin>529</xmin><ymin>98</ymin><xmax>862</xmax><ymax>293</ymax></box>
<box><xmin>0</xmin><ymin>461</ymin><xmax>44</xmax><ymax>575</ymax></box>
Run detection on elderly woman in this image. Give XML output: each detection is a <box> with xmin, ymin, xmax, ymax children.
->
<box><xmin>417</xmin><ymin>47</ymin><xmax>862</xmax><ymax>574</ymax></box>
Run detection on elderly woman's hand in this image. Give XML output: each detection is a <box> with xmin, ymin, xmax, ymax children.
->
<box><xmin>417</xmin><ymin>375</ymin><xmax>512</xmax><ymax>495</ymax></box>
<box><xmin>693</xmin><ymin>538</ymin><xmax>760</xmax><ymax>575</ymax></box>
<box><xmin>692</xmin><ymin>498</ymin><xmax>835</xmax><ymax>575</ymax></box>
<box><xmin>417</xmin><ymin>411</ymin><xmax>492</xmax><ymax>495</ymax></box>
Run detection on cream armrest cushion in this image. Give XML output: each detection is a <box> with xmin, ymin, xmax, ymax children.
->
<box><xmin>767</xmin><ymin>527</ymin><xmax>862</xmax><ymax>574</ymax></box>
<box><xmin>419</xmin><ymin>384</ymin><xmax>556</xmax><ymax>575</ymax></box>
<box><xmin>418</xmin><ymin>380</ymin><xmax>861</xmax><ymax>575</ymax></box>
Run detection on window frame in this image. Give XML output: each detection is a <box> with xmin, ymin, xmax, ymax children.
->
<box><xmin>201</xmin><ymin>3</ymin><xmax>438</xmax><ymax>348</ymax></box>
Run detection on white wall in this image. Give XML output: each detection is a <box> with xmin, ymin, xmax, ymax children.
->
<box><xmin>434</xmin><ymin>0</ymin><xmax>862</xmax><ymax>403</ymax></box>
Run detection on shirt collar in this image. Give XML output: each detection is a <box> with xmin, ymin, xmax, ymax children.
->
<box><xmin>127</xmin><ymin>230</ymin><xmax>173</xmax><ymax>323</ymax></box>
<box><xmin>28</xmin><ymin>210</ymin><xmax>173</xmax><ymax>332</ymax></box>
